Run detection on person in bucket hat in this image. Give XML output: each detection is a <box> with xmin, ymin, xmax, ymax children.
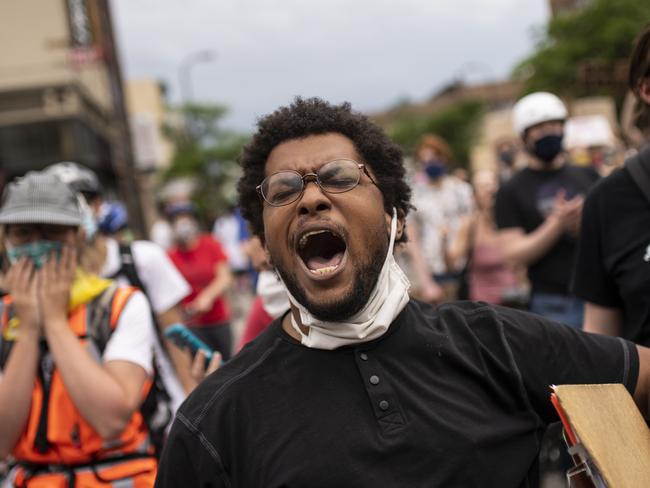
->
<box><xmin>0</xmin><ymin>171</ymin><xmax>159</xmax><ymax>487</ymax></box>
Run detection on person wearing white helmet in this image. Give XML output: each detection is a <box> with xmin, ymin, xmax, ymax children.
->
<box><xmin>496</xmin><ymin>92</ymin><xmax>602</xmax><ymax>485</ymax></box>
<box><xmin>573</xmin><ymin>23</ymin><xmax>650</xmax><ymax>346</ymax></box>
<box><xmin>495</xmin><ymin>91</ymin><xmax>600</xmax><ymax>328</ymax></box>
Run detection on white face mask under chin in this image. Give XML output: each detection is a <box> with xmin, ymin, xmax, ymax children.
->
<box><xmin>284</xmin><ymin>208</ymin><xmax>411</xmax><ymax>350</ymax></box>
<box><xmin>257</xmin><ymin>269</ymin><xmax>290</xmax><ymax>318</ymax></box>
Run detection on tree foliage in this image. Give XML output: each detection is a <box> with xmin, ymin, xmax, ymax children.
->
<box><xmin>513</xmin><ymin>0</ymin><xmax>650</xmax><ymax>101</ymax></box>
<box><xmin>386</xmin><ymin>99</ymin><xmax>485</xmax><ymax>168</ymax></box>
<box><xmin>163</xmin><ymin>103</ymin><xmax>249</xmax><ymax>220</ymax></box>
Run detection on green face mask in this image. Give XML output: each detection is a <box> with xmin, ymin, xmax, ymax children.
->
<box><xmin>6</xmin><ymin>240</ymin><xmax>63</xmax><ymax>269</ymax></box>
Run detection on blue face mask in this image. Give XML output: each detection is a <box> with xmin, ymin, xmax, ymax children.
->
<box><xmin>6</xmin><ymin>240</ymin><xmax>63</xmax><ymax>269</ymax></box>
<box><xmin>532</xmin><ymin>134</ymin><xmax>564</xmax><ymax>163</ymax></box>
<box><xmin>424</xmin><ymin>160</ymin><xmax>447</xmax><ymax>180</ymax></box>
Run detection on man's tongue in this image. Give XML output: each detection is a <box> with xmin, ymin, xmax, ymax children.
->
<box><xmin>307</xmin><ymin>252</ymin><xmax>343</xmax><ymax>271</ymax></box>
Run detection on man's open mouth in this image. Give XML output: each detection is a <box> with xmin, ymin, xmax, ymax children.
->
<box><xmin>296</xmin><ymin>228</ymin><xmax>347</xmax><ymax>277</ymax></box>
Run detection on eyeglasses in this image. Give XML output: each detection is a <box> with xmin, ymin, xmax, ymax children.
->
<box><xmin>256</xmin><ymin>159</ymin><xmax>377</xmax><ymax>207</ymax></box>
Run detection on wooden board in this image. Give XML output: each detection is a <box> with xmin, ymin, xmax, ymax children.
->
<box><xmin>554</xmin><ymin>384</ymin><xmax>650</xmax><ymax>488</ymax></box>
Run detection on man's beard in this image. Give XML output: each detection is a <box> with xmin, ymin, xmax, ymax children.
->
<box><xmin>275</xmin><ymin>237</ymin><xmax>388</xmax><ymax>322</ymax></box>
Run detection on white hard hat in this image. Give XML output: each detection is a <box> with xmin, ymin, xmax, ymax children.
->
<box><xmin>44</xmin><ymin>161</ymin><xmax>102</xmax><ymax>195</ymax></box>
<box><xmin>512</xmin><ymin>92</ymin><xmax>568</xmax><ymax>135</ymax></box>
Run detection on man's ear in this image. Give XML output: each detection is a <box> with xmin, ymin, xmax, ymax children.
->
<box><xmin>639</xmin><ymin>77</ymin><xmax>650</xmax><ymax>106</ymax></box>
<box><xmin>261</xmin><ymin>234</ymin><xmax>274</xmax><ymax>266</ymax></box>
<box><xmin>385</xmin><ymin>209</ymin><xmax>405</xmax><ymax>241</ymax></box>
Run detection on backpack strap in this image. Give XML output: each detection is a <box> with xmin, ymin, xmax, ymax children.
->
<box><xmin>107</xmin><ymin>246</ymin><xmax>174</xmax><ymax>457</ymax></box>
<box><xmin>111</xmin><ymin>244</ymin><xmax>148</xmax><ymax>295</ymax></box>
<box><xmin>626</xmin><ymin>145</ymin><xmax>650</xmax><ymax>205</ymax></box>
<box><xmin>110</xmin><ymin>243</ymin><xmax>172</xmax><ymax>360</ymax></box>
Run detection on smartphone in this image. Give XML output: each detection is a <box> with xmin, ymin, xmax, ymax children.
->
<box><xmin>164</xmin><ymin>324</ymin><xmax>216</xmax><ymax>368</ymax></box>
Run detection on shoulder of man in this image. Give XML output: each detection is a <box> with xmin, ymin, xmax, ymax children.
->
<box><xmin>127</xmin><ymin>240</ymin><xmax>174</xmax><ymax>273</ymax></box>
<box><xmin>583</xmin><ymin>165</ymin><xmax>631</xmax><ymax>203</ymax></box>
<box><xmin>408</xmin><ymin>299</ymin><xmax>515</xmax><ymax>350</ymax></box>
<box><xmin>130</xmin><ymin>239</ymin><xmax>167</xmax><ymax>260</ymax></box>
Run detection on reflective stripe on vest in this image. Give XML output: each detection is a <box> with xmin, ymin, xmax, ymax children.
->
<box><xmin>12</xmin><ymin>453</ymin><xmax>157</xmax><ymax>488</ymax></box>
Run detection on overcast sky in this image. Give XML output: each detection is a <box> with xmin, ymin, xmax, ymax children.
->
<box><xmin>112</xmin><ymin>0</ymin><xmax>550</xmax><ymax>132</ymax></box>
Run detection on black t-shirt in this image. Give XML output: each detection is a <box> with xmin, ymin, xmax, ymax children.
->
<box><xmin>573</xmin><ymin>165</ymin><xmax>650</xmax><ymax>345</ymax></box>
<box><xmin>155</xmin><ymin>300</ymin><xmax>638</xmax><ymax>488</ymax></box>
<box><xmin>495</xmin><ymin>164</ymin><xmax>600</xmax><ymax>294</ymax></box>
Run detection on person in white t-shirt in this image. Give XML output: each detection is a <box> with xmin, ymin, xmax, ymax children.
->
<box><xmin>43</xmin><ymin>163</ymin><xmax>211</xmax><ymax>414</ymax></box>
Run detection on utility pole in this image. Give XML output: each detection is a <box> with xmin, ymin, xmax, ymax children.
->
<box><xmin>96</xmin><ymin>0</ymin><xmax>147</xmax><ymax>238</ymax></box>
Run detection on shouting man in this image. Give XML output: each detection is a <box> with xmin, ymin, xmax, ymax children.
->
<box><xmin>155</xmin><ymin>98</ymin><xmax>650</xmax><ymax>487</ymax></box>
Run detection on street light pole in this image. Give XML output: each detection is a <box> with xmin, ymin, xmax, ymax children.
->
<box><xmin>178</xmin><ymin>50</ymin><xmax>216</xmax><ymax>105</ymax></box>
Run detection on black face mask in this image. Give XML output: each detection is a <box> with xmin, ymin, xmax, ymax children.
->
<box><xmin>532</xmin><ymin>134</ymin><xmax>564</xmax><ymax>163</ymax></box>
<box><xmin>499</xmin><ymin>151</ymin><xmax>515</xmax><ymax>166</ymax></box>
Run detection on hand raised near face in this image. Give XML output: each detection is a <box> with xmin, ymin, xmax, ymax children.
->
<box><xmin>562</xmin><ymin>198</ymin><xmax>584</xmax><ymax>237</ymax></box>
<box><xmin>549</xmin><ymin>190</ymin><xmax>584</xmax><ymax>236</ymax></box>
<box><xmin>39</xmin><ymin>246</ymin><xmax>77</xmax><ymax>327</ymax></box>
<box><xmin>3</xmin><ymin>258</ymin><xmax>42</xmax><ymax>333</ymax></box>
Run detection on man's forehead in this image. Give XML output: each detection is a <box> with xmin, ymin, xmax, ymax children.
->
<box><xmin>264</xmin><ymin>133</ymin><xmax>362</xmax><ymax>174</ymax></box>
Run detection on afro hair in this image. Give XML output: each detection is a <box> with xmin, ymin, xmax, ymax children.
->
<box><xmin>237</xmin><ymin>97</ymin><xmax>413</xmax><ymax>243</ymax></box>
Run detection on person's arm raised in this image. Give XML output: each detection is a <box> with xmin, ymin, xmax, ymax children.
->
<box><xmin>500</xmin><ymin>192</ymin><xmax>582</xmax><ymax>267</ymax></box>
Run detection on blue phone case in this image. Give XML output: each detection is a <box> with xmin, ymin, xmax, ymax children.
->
<box><xmin>164</xmin><ymin>324</ymin><xmax>215</xmax><ymax>364</ymax></box>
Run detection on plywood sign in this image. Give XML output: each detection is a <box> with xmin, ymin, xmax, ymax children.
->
<box><xmin>553</xmin><ymin>384</ymin><xmax>650</xmax><ymax>488</ymax></box>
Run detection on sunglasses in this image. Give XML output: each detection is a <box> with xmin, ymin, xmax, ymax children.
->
<box><xmin>256</xmin><ymin>158</ymin><xmax>377</xmax><ymax>207</ymax></box>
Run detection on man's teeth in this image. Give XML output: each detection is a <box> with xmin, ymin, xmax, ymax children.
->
<box><xmin>299</xmin><ymin>230</ymin><xmax>327</xmax><ymax>249</ymax></box>
<box><xmin>309</xmin><ymin>264</ymin><xmax>339</xmax><ymax>275</ymax></box>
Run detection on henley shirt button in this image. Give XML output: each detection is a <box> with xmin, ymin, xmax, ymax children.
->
<box><xmin>379</xmin><ymin>400</ymin><xmax>389</xmax><ymax>411</ymax></box>
<box><xmin>369</xmin><ymin>375</ymin><xmax>380</xmax><ymax>385</ymax></box>
<box><xmin>360</xmin><ymin>353</ymin><xmax>368</xmax><ymax>361</ymax></box>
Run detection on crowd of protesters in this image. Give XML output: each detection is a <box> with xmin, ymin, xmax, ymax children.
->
<box><xmin>0</xmin><ymin>20</ymin><xmax>649</xmax><ymax>488</ymax></box>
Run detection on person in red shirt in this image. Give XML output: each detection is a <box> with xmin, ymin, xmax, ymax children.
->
<box><xmin>167</xmin><ymin>203</ymin><xmax>234</xmax><ymax>360</ymax></box>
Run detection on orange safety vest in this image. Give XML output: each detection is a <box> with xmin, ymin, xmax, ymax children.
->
<box><xmin>0</xmin><ymin>286</ymin><xmax>157</xmax><ymax>487</ymax></box>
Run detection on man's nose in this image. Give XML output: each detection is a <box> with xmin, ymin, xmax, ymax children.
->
<box><xmin>297</xmin><ymin>176</ymin><xmax>331</xmax><ymax>215</ymax></box>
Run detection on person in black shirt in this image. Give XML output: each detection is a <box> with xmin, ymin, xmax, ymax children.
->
<box><xmin>573</xmin><ymin>23</ymin><xmax>650</xmax><ymax>344</ymax></box>
<box><xmin>155</xmin><ymin>98</ymin><xmax>650</xmax><ymax>488</ymax></box>
<box><xmin>495</xmin><ymin>91</ymin><xmax>599</xmax><ymax>328</ymax></box>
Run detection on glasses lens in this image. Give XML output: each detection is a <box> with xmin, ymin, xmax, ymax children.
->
<box><xmin>262</xmin><ymin>171</ymin><xmax>303</xmax><ymax>205</ymax></box>
<box><xmin>318</xmin><ymin>160</ymin><xmax>360</xmax><ymax>193</ymax></box>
